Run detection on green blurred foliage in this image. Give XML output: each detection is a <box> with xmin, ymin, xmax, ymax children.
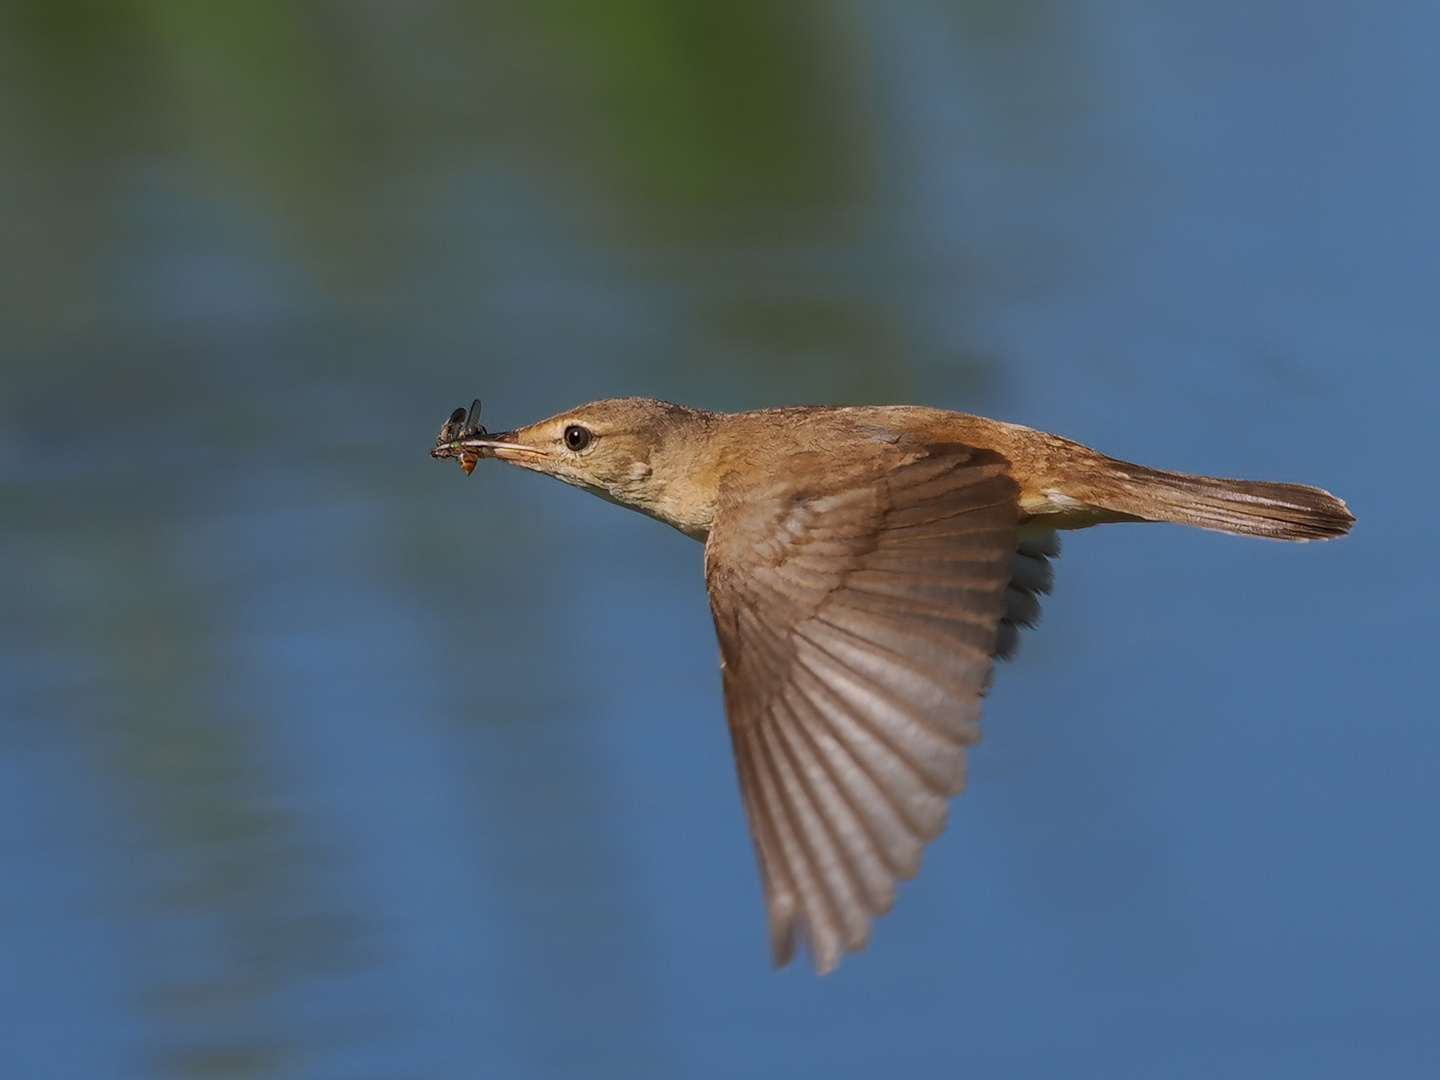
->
<box><xmin>528</xmin><ymin>0</ymin><xmax>865</xmax><ymax>209</ymax></box>
<box><xmin>0</xmin><ymin>0</ymin><xmax>869</xmax><ymax>313</ymax></box>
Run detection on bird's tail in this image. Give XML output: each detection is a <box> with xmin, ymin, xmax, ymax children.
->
<box><xmin>1091</xmin><ymin>458</ymin><xmax>1354</xmax><ymax>540</ymax></box>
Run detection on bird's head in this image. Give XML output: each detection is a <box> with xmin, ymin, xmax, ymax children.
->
<box><xmin>432</xmin><ymin>397</ymin><xmax>718</xmax><ymax>533</ymax></box>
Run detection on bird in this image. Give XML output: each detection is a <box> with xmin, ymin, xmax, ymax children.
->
<box><xmin>430</xmin><ymin>396</ymin><xmax>1353</xmax><ymax>973</ymax></box>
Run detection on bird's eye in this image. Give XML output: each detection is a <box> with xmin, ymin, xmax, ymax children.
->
<box><xmin>563</xmin><ymin>424</ymin><xmax>592</xmax><ymax>451</ymax></box>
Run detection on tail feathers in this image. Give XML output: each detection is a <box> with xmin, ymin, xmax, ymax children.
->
<box><xmin>1100</xmin><ymin>461</ymin><xmax>1354</xmax><ymax>541</ymax></box>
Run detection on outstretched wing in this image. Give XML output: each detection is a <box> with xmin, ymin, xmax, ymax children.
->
<box><xmin>704</xmin><ymin>442</ymin><xmax>1021</xmax><ymax>973</ymax></box>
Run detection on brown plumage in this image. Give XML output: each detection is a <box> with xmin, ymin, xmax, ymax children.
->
<box><xmin>431</xmin><ymin>397</ymin><xmax>1353</xmax><ymax>973</ymax></box>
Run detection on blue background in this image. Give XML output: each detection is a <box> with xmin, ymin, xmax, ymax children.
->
<box><xmin>2</xmin><ymin>2</ymin><xmax>1436</xmax><ymax>1077</ymax></box>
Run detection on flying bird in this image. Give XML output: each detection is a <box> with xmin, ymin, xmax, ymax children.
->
<box><xmin>431</xmin><ymin>397</ymin><xmax>1352</xmax><ymax>973</ymax></box>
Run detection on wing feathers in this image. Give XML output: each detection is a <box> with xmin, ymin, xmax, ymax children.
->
<box><xmin>767</xmin><ymin>698</ymin><xmax>889</xmax><ymax>931</ymax></box>
<box><xmin>728</xmin><ymin>725</ymin><xmax>801</xmax><ymax>964</ymax></box>
<box><xmin>740</xmin><ymin>722</ymin><xmax>834</xmax><ymax>964</ymax></box>
<box><xmin>994</xmin><ymin>530</ymin><xmax>1059</xmax><ymax>659</ymax></box>
<box><xmin>773</xmin><ymin>693</ymin><xmax>900</xmax><ymax>912</ymax></box>
<box><xmin>706</xmin><ymin>442</ymin><xmax>1023</xmax><ymax>972</ymax></box>
<box><xmin>787</xmin><ymin>657</ymin><xmax>952</xmax><ymax>840</ymax></box>
<box><xmin>793</xmin><ymin>629</ymin><xmax>968</xmax><ymax>795</ymax></box>
<box><xmin>779</xmin><ymin>684</ymin><xmax>927</xmax><ymax>880</ymax></box>
<box><xmin>802</xmin><ymin>613</ymin><xmax>988</xmax><ymax>723</ymax></box>
<box><xmin>751</xmin><ymin>715</ymin><xmax>860</xmax><ymax>968</ymax></box>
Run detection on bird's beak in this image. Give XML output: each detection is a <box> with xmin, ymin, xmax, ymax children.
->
<box><xmin>431</xmin><ymin>430</ymin><xmax>549</xmax><ymax>474</ymax></box>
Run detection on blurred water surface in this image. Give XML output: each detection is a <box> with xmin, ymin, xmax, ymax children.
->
<box><xmin>2</xmin><ymin>2</ymin><xmax>1437</xmax><ymax>1078</ymax></box>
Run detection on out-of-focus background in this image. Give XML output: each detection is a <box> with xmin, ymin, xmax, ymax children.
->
<box><xmin>2</xmin><ymin>2</ymin><xmax>1436</xmax><ymax>1077</ymax></box>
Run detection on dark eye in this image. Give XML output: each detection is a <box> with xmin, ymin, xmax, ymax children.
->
<box><xmin>564</xmin><ymin>425</ymin><xmax>592</xmax><ymax>451</ymax></box>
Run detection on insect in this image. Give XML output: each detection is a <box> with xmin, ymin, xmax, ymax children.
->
<box><xmin>431</xmin><ymin>398</ymin><xmax>489</xmax><ymax>474</ymax></box>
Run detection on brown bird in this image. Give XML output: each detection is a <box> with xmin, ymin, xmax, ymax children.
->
<box><xmin>431</xmin><ymin>397</ymin><xmax>1352</xmax><ymax>973</ymax></box>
